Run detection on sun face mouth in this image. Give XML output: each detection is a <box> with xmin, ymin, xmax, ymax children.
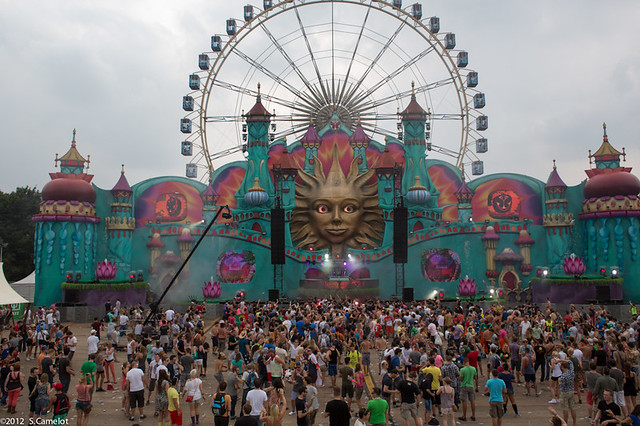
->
<box><xmin>326</xmin><ymin>228</ymin><xmax>348</xmax><ymax>236</ymax></box>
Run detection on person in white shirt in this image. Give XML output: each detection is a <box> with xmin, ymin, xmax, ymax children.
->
<box><xmin>119</xmin><ymin>313</ymin><xmax>129</xmax><ymax>335</ymax></box>
<box><xmin>126</xmin><ymin>360</ymin><xmax>148</xmax><ymax>421</ymax></box>
<box><xmin>87</xmin><ymin>330</ymin><xmax>100</xmax><ymax>356</ymax></box>
<box><xmin>165</xmin><ymin>308</ymin><xmax>175</xmax><ymax>323</ymax></box>
<box><xmin>246</xmin><ymin>377</ymin><xmax>268</xmax><ymax>420</ymax></box>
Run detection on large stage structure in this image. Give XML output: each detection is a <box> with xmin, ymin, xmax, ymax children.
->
<box><xmin>32</xmin><ymin>1</ymin><xmax>640</xmax><ymax>306</ymax></box>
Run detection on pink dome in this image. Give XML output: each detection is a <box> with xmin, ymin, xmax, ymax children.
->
<box><xmin>42</xmin><ymin>178</ymin><xmax>96</xmax><ymax>203</ymax></box>
<box><xmin>584</xmin><ymin>172</ymin><xmax>640</xmax><ymax>199</ymax></box>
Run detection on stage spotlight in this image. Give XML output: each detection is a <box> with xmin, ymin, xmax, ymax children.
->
<box><xmin>74</xmin><ymin>271</ymin><xmax>82</xmax><ymax>283</ymax></box>
<box><xmin>599</xmin><ymin>266</ymin><xmax>607</xmax><ymax>277</ymax></box>
<box><xmin>65</xmin><ymin>271</ymin><xmax>74</xmax><ymax>282</ymax></box>
<box><xmin>136</xmin><ymin>270</ymin><xmax>144</xmax><ymax>281</ymax></box>
<box><xmin>324</xmin><ymin>253</ymin><xmax>329</xmax><ymax>261</ymax></box>
<box><xmin>611</xmin><ymin>266</ymin><xmax>620</xmax><ymax>278</ymax></box>
<box><xmin>438</xmin><ymin>291</ymin><xmax>444</xmax><ymax>301</ymax></box>
<box><xmin>129</xmin><ymin>271</ymin><xmax>136</xmax><ymax>283</ymax></box>
<box><xmin>536</xmin><ymin>267</ymin><xmax>549</xmax><ymax>278</ymax></box>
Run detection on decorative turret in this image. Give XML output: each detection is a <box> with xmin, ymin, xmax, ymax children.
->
<box><xmin>236</xmin><ymin>83</ymin><xmax>275</xmax><ymax>214</ymax></box>
<box><xmin>454</xmin><ymin>170</ymin><xmax>474</xmax><ymax>222</ymax></box>
<box><xmin>375</xmin><ymin>145</ymin><xmax>401</xmax><ymax>209</ymax></box>
<box><xmin>482</xmin><ymin>226</ymin><xmax>500</xmax><ymax>282</ymax></box>
<box><xmin>201</xmin><ymin>168</ymin><xmax>220</xmax><ymax>223</ymax></box>
<box><xmin>349</xmin><ymin>118</ymin><xmax>371</xmax><ymax>173</ymax></box>
<box><xmin>300</xmin><ymin>120</ymin><xmax>322</xmax><ymax>173</ymax></box>
<box><xmin>177</xmin><ymin>228</ymin><xmax>195</xmax><ymax>272</ymax></box>
<box><xmin>581</xmin><ymin>123</ymin><xmax>640</xmax><ymax>271</ymax></box>
<box><xmin>514</xmin><ymin>230</ymin><xmax>535</xmax><ymax>275</ymax></box>
<box><xmin>543</xmin><ymin>160</ymin><xmax>573</xmax><ymax>229</ymax></box>
<box><xmin>399</xmin><ymin>83</ymin><xmax>438</xmax><ymax>209</ymax></box>
<box><xmin>146</xmin><ymin>232</ymin><xmax>165</xmax><ymax>275</ymax></box>
<box><xmin>104</xmin><ymin>165</ymin><xmax>135</xmax><ymax>280</ymax></box>
<box><xmin>32</xmin><ymin>130</ymin><xmax>100</xmax><ymax>305</ymax></box>
<box><xmin>406</xmin><ymin>176</ymin><xmax>430</xmax><ymax>205</ymax></box>
<box><xmin>244</xmin><ymin>178</ymin><xmax>269</xmax><ymax>206</ymax></box>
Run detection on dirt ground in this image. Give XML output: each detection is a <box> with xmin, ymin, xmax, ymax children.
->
<box><xmin>0</xmin><ymin>323</ymin><xmax>594</xmax><ymax>425</ymax></box>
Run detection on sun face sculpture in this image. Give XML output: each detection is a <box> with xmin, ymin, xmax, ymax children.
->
<box><xmin>290</xmin><ymin>146</ymin><xmax>384</xmax><ymax>253</ymax></box>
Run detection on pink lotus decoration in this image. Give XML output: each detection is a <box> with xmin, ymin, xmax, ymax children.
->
<box><xmin>563</xmin><ymin>253</ymin><xmax>586</xmax><ymax>277</ymax></box>
<box><xmin>458</xmin><ymin>276</ymin><xmax>477</xmax><ymax>297</ymax></box>
<box><xmin>95</xmin><ymin>259</ymin><xmax>117</xmax><ymax>280</ymax></box>
<box><xmin>203</xmin><ymin>281</ymin><xmax>222</xmax><ymax>299</ymax></box>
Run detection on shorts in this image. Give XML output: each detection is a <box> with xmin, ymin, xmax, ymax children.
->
<box><xmin>614</xmin><ymin>390</ymin><xmax>626</xmax><ymax>407</ymax></box>
<box><xmin>169</xmin><ymin>409</ymin><xmax>183</xmax><ymax>425</ymax></box>
<box><xmin>524</xmin><ymin>374</ymin><xmax>536</xmax><ymax>383</ymax></box>
<box><xmin>423</xmin><ymin>399</ymin><xmax>432</xmax><ymax>413</ymax></box>
<box><xmin>150</xmin><ymin>378</ymin><xmax>157</xmax><ymax>392</ymax></box>
<box><xmin>510</xmin><ymin>359</ymin><xmax>521</xmax><ymax>371</ymax></box>
<box><xmin>401</xmin><ymin>402</ymin><xmax>418</xmax><ymax>419</ymax></box>
<box><xmin>362</xmin><ymin>352</ymin><xmax>371</xmax><ymax>366</ymax></box>
<box><xmin>441</xmin><ymin>407</ymin><xmax>453</xmax><ymax>415</ymax></box>
<box><xmin>559</xmin><ymin>392</ymin><xmax>575</xmax><ymax>411</ymax></box>
<box><xmin>342</xmin><ymin>383</ymin><xmax>354</xmax><ymax>398</ymax></box>
<box><xmin>307</xmin><ymin>408</ymin><xmax>318</xmax><ymax>425</ymax></box>
<box><xmin>195</xmin><ymin>359</ymin><xmax>203</xmax><ymax>366</ymax></box>
<box><xmin>552</xmin><ymin>376</ymin><xmax>560</xmax><ymax>381</ymax></box>
<box><xmin>129</xmin><ymin>390</ymin><xmax>145</xmax><ymax>408</ymax></box>
<box><xmin>586</xmin><ymin>390</ymin><xmax>594</xmax><ymax>406</ymax></box>
<box><xmin>76</xmin><ymin>400</ymin><xmax>92</xmax><ymax>412</ymax></box>
<box><xmin>460</xmin><ymin>387</ymin><xmax>475</xmax><ymax>402</ymax></box>
<box><xmin>328</xmin><ymin>364</ymin><xmax>337</xmax><ymax>376</ymax></box>
<box><xmin>489</xmin><ymin>401</ymin><xmax>504</xmax><ymax>418</ymax></box>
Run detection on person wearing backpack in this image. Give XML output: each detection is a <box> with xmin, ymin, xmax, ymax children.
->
<box><xmin>211</xmin><ymin>381</ymin><xmax>231</xmax><ymax>426</ymax></box>
<box><xmin>242</xmin><ymin>364</ymin><xmax>258</xmax><ymax>407</ymax></box>
<box><xmin>4</xmin><ymin>363</ymin><xmax>24</xmax><ymax>414</ymax></box>
<box><xmin>46</xmin><ymin>382</ymin><xmax>69</xmax><ymax>425</ymax></box>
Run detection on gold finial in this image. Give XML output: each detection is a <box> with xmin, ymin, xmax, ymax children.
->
<box><xmin>86</xmin><ymin>154</ymin><xmax>90</xmax><ymax>170</ymax></box>
<box><xmin>411</xmin><ymin>81</ymin><xmax>415</xmax><ymax>97</ymax></box>
<box><xmin>603</xmin><ymin>122</ymin><xmax>608</xmax><ymax>142</ymax></box>
<box><xmin>461</xmin><ymin>164</ymin><xmax>465</xmax><ymax>181</ymax></box>
<box><xmin>55</xmin><ymin>153</ymin><xmax>59</xmax><ymax>168</ymax></box>
<box><xmin>72</xmin><ymin>128</ymin><xmax>77</xmax><ymax>147</ymax></box>
<box><xmin>257</xmin><ymin>83</ymin><xmax>261</xmax><ymax>98</ymax></box>
<box><xmin>121</xmin><ymin>164</ymin><xmax>125</xmax><ymax>174</ymax></box>
<box><xmin>588</xmin><ymin>149</ymin><xmax>592</xmax><ymax>166</ymax></box>
<box><xmin>622</xmin><ymin>147</ymin><xmax>626</xmax><ymax>162</ymax></box>
<box><xmin>357</xmin><ymin>115</ymin><xmax>361</xmax><ymax>124</ymax></box>
<box><xmin>553</xmin><ymin>159</ymin><xmax>556</xmax><ymax>170</ymax></box>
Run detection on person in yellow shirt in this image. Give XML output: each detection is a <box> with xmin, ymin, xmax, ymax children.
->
<box><xmin>421</xmin><ymin>358</ymin><xmax>442</xmax><ymax>416</ymax></box>
<box><xmin>167</xmin><ymin>377</ymin><xmax>182</xmax><ymax>426</ymax></box>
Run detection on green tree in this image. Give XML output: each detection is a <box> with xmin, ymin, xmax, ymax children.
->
<box><xmin>0</xmin><ymin>186</ymin><xmax>41</xmax><ymax>281</ymax></box>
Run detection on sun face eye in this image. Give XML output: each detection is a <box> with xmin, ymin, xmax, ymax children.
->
<box><xmin>343</xmin><ymin>204</ymin><xmax>356</xmax><ymax>213</ymax></box>
<box><xmin>316</xmin><ymin>204</ymin><xmax>329</xmax><ymax>214</ymax></box>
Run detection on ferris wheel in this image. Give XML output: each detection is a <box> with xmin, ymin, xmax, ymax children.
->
<box><xmin>180</xmin><ymin>0</ymin><xmax>488</xmax><ymax>179</ymax></box>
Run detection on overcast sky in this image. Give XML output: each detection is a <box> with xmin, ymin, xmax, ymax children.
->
<box><xmin>1</xmin><ymin>0</ymin><xmax>639</xmax><ymax>193</ymax></box>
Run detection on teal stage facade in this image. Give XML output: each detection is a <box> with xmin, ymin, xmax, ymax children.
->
<box><xmin>32</xmin><ymin>116</ymin><xmax>640</xmax><ymax>306</ymax></box>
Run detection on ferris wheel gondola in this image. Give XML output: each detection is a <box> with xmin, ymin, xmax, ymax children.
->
<box><xmin>180</xmin><ymin>0</ymin><xmax>488</xmax><ymax>179</ymax></box>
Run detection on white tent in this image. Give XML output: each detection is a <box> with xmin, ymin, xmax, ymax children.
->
<box><xmin>0</xmin><ymin>262</ymin><xmax>29</xmax><ymax>305</ymax></box>
<box><xmin>10</xmin><ymin>270</ymin><xmax>35</xmax><ymax>303</ymax></box>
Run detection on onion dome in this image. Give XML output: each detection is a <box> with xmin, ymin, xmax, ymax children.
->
<box><xmin>243</xmin><ymin>83</ymin><xmax>273</xmax><ymax>122</ymax></box>
<box><xmin>494</xmin><ymin>247</ymin><xmax>524</xmax><ymax>264</ymax></box>
<box><xmin>406</xmin><ymin>176</ymin><xmax>431</xmax><ymax>204</ymax></box>
<box><xmin>177</xmin><ymin>228</ymin><xmax>195</xmax><ymax>243</ymax></box>
<box><xmin>514</xmin><ymin>230</ymin><xmax>535</xmax><ymax>247</ymax></box>
<box><xmin>111</xmin><ymin>164</ymin><xmax>132</xmax><ymax>198</ymax></box>
<box><xmin>156</xmin><ymin>251</ymin><xmax>182</xmax><ymax>266</ymax></box>
<box><xmin>481</xmin><ymin>225</ymin><xmax>499</xmax><ymax>241</ymax></box>
<box><xmin>244</xmin><ymin>177</ymin><xmax>269</xmax><ymax>206</ymax></box>
<box><xmin>42</xmin><ymin>176</ymin><xmax>96</xmax><ymax>203</ymax></box>
<box><xmin>545</xmin><ymin>160</ymin><xmax>567</xmax><ymax>193</ymax></box>
<box><xmin>454</xmin><ymin>174</ymin><xmax>474</xmax><ymax>204</ymax></box>
<box><xmin>400</xmin><ymin>82</ymin><xmax>427</xmax><ymax>121</ymax></box>
<box><xmin>349</xmin><ymin>119</ymin><xmax>371</xmax><ymax>148</ymax></box>
<box><xmin>147</xmin><ymin>233</ymin><xmax>165</xmax><ymax>249</ymax></box>
<box><xmin>300</xmin><ymin>120</ymin><xmax>321</xmax><ymax>149</ymax></box>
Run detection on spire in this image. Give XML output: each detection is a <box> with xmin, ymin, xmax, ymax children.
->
<box><xmin>56</xmin><ymin>129</ymin><xmax>89</xmax><ymax>172</ymax></box>
<box><xmin>300</xmin><ymin>119</ymin><xmax>321</xmax><ymax>148</ymax></box>
<box><xmin>400</xmin><ymin>81</ymin><xmax>427</xmax><ymax>121</ymax></box>
<box><xmin>244</xmin><ymin>83</ymin><xmax>272</xmax><ymax>122</ymax></box>
<box><xmin>349</xmin><ymin>118</ymin><xmax>370</xmax><ymax>148</ymax></box>
<box><xmin>454</xmin><ymin>170</ymin><xmax>474</xmax><ymax>203</ymax></box>
<box><xmin>200</xmin><ymin>169</ymin><xmax>219</xmax><ymax>206</ymax></box>
<box><xmin>111</xmin><ymin>164</ymin><xmax>133</xmax><ymax>195</ymax></box>
<box><xmin>545</xmin><ymin>159</ymin><xmax>567</xmax><ymax>190</ymax></box>
<box><xmin>589</xmin><ymin>122</ymin><xmax>624</xmax><ymax>168</ymax></box>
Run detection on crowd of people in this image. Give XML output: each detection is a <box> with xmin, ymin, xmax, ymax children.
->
<box><xmin>1</xmin><ymin>298</ymin><xmax>640</xmax><ymax>426</ymax></box>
